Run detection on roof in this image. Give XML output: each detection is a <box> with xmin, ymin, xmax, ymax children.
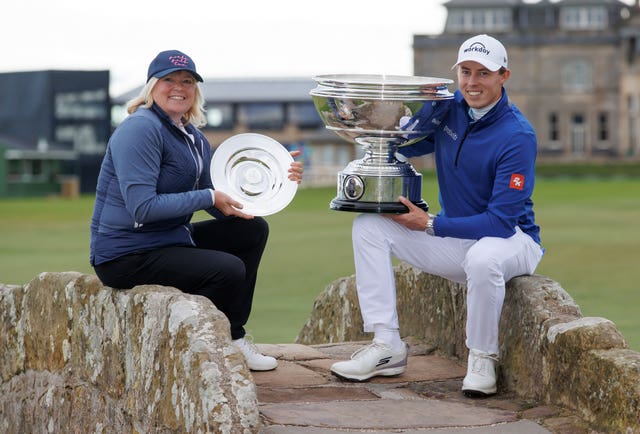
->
<box><xmin>444</xmin><ymin>0</ymin><xmax>524</xmax><ymax>6</ymax></box>
<box><xmin>0</xmin><ymin>134</ymin><xmax>76</xmax><ymax>158</ymax></box>
<box><xmin>113</xmin><ymin>77</ymin><xmax>318</xmax><ymax>105</ymax></box>
<box><xmin>444</xmin><ymin>0</ymin><xmax>627</xmax><ymax>5</ymax></box>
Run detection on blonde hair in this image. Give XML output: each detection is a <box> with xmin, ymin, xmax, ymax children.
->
<box><xmin>126</xmin><ymin>77</ymin><xmax>207</xmax><ymax>128</ymax></box>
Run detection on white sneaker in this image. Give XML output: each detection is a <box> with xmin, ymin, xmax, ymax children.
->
<box><xmin>462</xmin><ymin>349</ymin><xmax>498</xmax><ymax>397</ymax></box>
<box><xmin>232</xmin><ymin>337</ymin><xmax>278</xmax><ymax>371</ymax></box>
<box><xmin>330</xmin><ymin>339</ymin><xmax>408</xmax><ymax>381</ymax></box>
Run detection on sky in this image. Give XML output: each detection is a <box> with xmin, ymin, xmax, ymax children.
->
<box><xmin>2</xmin><ymin>0</ymin><xmax>448</xmax><ymax>96</ymax></box>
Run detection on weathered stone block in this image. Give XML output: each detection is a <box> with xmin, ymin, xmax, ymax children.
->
<box><xmin>545</xmin><ymin>321</ymin><xmax>638</xmax><ymax>432</ymax></box>
<box><xmin>499</xmin><ymin>274</ymin><xmax>583</xmax><ymax>399</ymax></box>
<box><xmin>0</xmin><ymin>272</ymin><xmax>260</xmax><ymax>433</ymax></box>
<box><xmin>296</xmin><ymin>276</ymin><xmax>368</xmax><ymax>344</ymax></box>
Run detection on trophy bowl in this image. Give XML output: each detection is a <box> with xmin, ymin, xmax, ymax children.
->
<box><xmin>310</xmin><ymin>74</ymin><xmax>454</xmax><ymax>213</ymax></box>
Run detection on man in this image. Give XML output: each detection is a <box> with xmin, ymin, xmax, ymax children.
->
<box><xmin>330</xmin><ymin>34</ymin><xmax>544</xmax><ymax>397</ymax></box>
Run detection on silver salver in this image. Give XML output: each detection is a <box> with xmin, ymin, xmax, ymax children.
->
<box><xmin>310</xmin><ymin>74</ymin><xmax>454</xmax><ymax>213</ymax></box>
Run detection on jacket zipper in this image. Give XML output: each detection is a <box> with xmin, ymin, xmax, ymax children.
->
<box><xmin>454</xmin><ymin>122</ymin><xmax>478</xmax><ymax>167</ymax></box>
<box><xmin>183</xmin><ymin>135</ymin><xmax>201</xmax><ymax>189</ymax></box>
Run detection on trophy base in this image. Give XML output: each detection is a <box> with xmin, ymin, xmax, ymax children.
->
<box><xmin>330</xmin><ymin>198</ymin><xmax>429</xmax><ymax>214</ymax></box>
<box><xmin>332</xmin><ymin>167</ymin><xmax>428</xmax><ymax>214</ymax></box>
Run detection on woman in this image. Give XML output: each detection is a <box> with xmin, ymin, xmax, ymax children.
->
<box><xmin>90</xmin><ymin>50</ymin><xmax>303</xmax><ymax>371</ymax></box>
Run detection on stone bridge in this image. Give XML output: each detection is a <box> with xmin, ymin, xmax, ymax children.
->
<box><xmin>1</xmin><ymin>266</ymin><xmax>639</xmax><ymax>433</ymax></box>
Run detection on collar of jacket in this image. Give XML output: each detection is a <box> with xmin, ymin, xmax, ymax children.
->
<box><xmin>455</xmin><ymin>87</ymin><xmax>509</xmax><ymax>126</ymax></box>
<box><xmin>150</xmin><ymin>103</ymin><xmax>198</xmax><ymax>138</ymax></box>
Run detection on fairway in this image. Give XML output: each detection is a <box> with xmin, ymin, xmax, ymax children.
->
<box><xmin>0</xmin><ymin>177</ymin><xmax>638</xmax><ymax>351</ymax></box>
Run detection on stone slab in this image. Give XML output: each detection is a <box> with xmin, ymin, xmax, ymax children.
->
<box><xmin>258</xmin><ymin>343</ymin><xmax>328</xmax><ymax>361</ymax></box>
<box><xmin>258</xmin><ymin>385</ymin><xmax>377</xmax><ymax>404</ymax></box>
<box><xmin>260</xmin><ymin>419</ymin><xmax>550</xmax><ymax>433</ymax></box>
<box><xmin>368</xmin><ymin>385</ymin><xmax>426</xmax><ymax>400</ymax></box>
<box><xmin>260</xmin><ymin>398</ymin><xmax>518</xmax><ymax>430</ymax></box>
<box><xmin>253</xmin><ymin>360</ymin><xmax>327</xmax><ymax>387</ymax></box>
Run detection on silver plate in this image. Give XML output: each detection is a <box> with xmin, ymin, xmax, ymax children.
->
<box><xmin>211</xmin><ymin>133</ymin><xmax>297</xmax><ymax>216</ymax></box>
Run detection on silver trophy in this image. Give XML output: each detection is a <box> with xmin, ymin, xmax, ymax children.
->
<box><xmin>310</xmin><ymin>74</ymin><xmax>454</xmax><ymax>213</ymax></box>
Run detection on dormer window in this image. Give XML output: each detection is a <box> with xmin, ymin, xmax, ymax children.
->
<box><xmin>560</xmin><ymin>6</ymin><xmax>608</xmax><ymax>30</ymax></box>
<box><xmin>447</xmin><ymin>8</ymin><xmax>512</xmax><ymax>33</ymax></box>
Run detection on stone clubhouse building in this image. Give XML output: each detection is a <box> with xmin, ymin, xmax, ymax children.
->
<box><xmin>413</xmin><ymin>0</ymin><xmax>640</xmax><ymax>160</ymax></box>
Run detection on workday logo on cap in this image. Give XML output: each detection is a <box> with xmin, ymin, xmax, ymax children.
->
<box><xmin>465</xmin><ymin>42</ymin><xmax>491</xmax><ymax>57</ymax></box>
<box><xmin>452</xmin><ymin>34</ymin><xmax>508</xmax><ymax>72</ymax></box>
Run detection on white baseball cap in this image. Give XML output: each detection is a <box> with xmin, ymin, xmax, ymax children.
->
<box><xmin>451</xmin><ymin>34</ymin><xmax>508</xmax><ymax>72</ymax></box>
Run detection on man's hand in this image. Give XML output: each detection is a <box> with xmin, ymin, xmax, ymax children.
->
<box><xmin>386</xmin><ymin>196</ymin><xmax>429</xmax><ymax>231</ymax></box>
<box><xmin>213</xmin><ymin>191</ymin><xmax>254</xmax><ymax>219</ymax></box>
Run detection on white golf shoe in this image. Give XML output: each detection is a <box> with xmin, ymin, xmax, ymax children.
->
<box><xmin>330</xmin><ymin>339</ymin><xmax>408</xmax><ymax>381</ymax></box>
<box><xmin>232</xmin><ymin>336</ymin><xmax>278</xmax><ymax>371</ymax></box>
<box><xmin>462</xmin><ymin>349</ymin><xmax>498</xmax><ymax>397</ymax></box>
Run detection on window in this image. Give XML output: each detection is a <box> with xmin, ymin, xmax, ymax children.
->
<box><xmin>598</xmin><ymin>112</ymin><xmax>609</xmax><ymax>141</ymax></box>
<box><xmin>627</xmin><ymin>36</ymin><xmax>638</xmax><ymax>64</ymax></box>
<box><xmin>7</xmin><ymin>159</ymin><xmax>23</xmax><ymax>182</ymax></box>
<box><xmin>237</xmin><ymin>103</ymin><xmax>284</xmax><ymax>130</ymax></box>
<box><xmin>447</xmin><ymin>8</ymin><xmax>512</xmax><ymax>32</ymax></box>
<box><xmin>560</xmin><ymin>6</ymin><xmax>607</xmax><ymax>30</ymax></box>
<box><xmin>54</xmin><ymin>124</ymin><xmax>101</xmax><ymax>153</ymax></box>
<box><xmin>6</xmin><ymin>158</ymin><xmax>55</xmax><ymax>182</ymax></box>
<box><xmin>471</xmin><ymin>10</ymin><xmax>484</xmax><ymax>28</ymax></box>
<box><xmin>549</xmin><ymin>113</ymin><xmax>559</xmax><ymax>141</ymax></box>
<box><xmin>562</xmin><ymin>60</ymin><xmax>593</xmax><ymax>93</ymax></box>
<box><xmin>448</xmin><ymin>11</ymin><xmax>465</xmax><ymax>30</ymax></box>
<box><xmin>287</xmin><ymin>102</ymin><xmax>323</xmax><ymax>129</ymax></box>
<box><xmin>571</xmin><ymin>113</ymin><xmax>586</xmax><ymax>156</ymax></box>
<box><xmin>55</xmin><ymin>89</ymin><xmax>109</xmax><ymax>120</ymax></box>
<box><xmin>487</xmin><ymin>8</ymin><xmax>511</xmax><ymax>31</ymax></box>
<box><xmin>206</xmin><ymin>103</ymin><xmax>234</xmax><ymax>130</ymax></box>
<box><xmin>629</xmin><ymin>95</ymin><xmax>639</xmax><ymax>155</ymax></box>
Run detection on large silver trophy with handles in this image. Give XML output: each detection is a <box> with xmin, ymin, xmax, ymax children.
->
<box><xmin>310</xmin><ymin>74</ymin><xmax>453</xmax><ymax>213</ymax></box>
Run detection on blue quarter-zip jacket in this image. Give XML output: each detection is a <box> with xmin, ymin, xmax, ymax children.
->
<box><xmin>90</xmin><ymin>105</ymin><xmax>218</xmax><ymax>265</ymax></box>
<box><xmin>400</xmin><ymin>88</ymin><xmax>541</xmax><ymax>244</ymax></box>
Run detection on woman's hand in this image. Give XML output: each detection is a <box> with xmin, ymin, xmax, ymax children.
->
<box><xmin>386</xmin><ymin>196</ymin><xmax>429</xmax><ymax>231</ymax></box>
<box><xmin>288</xmin><ymin>150</ymin><xmax>304</xmax><ymax>184</ymax></box>
<box><xmin>213</xmin><ymin>191</ymin><xmax>254</xmax><ymax>219</ymax></box>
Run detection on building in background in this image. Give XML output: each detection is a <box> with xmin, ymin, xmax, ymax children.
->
<box><xmin>0</xmin><ymin>70</ymin><xmax>110</xmax><ymax>197</ymax></box>
<box><xmin>413</xmin><ymin>0</ymin><xmax>640</xmax><ymax>160</ymax></box>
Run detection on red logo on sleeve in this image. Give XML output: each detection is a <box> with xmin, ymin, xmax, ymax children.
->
<box><xmin>510</xmin><ymin>173</ymin><xmax>524</xmax><ymax>190</ymax></box>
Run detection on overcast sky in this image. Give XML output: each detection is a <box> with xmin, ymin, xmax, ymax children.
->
<box><xmin>3</xmin><ymin>0</ymin><xmax>448</xmax><ymax>95</ymax></box>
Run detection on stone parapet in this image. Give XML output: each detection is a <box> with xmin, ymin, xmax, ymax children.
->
<box><xmin>0</xmin><ymin>272</ymin><xmax>259</xmax><ymax>433</ymax></box>
<box><xmin>296</xmin><ymin>263</ymin><xmax>640</xmax><ymax>433</ymax></box>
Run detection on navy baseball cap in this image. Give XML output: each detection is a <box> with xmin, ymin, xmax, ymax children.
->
<box><xmin>147</xmin><ymin>50</ymin><xmax>203</xmax><ymax>83</ymax></box>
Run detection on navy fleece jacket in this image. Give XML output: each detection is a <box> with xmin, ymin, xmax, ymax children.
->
<box><xmin>90</xmin><ymin>105</ymin><xmax>217</xmax><ymax>265</ymax></box>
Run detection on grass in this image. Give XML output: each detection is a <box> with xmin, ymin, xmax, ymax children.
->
<box><xmin>1</xmin><ymin>176</ymin><xmax>639</xmax><ymax>351</ymax></box>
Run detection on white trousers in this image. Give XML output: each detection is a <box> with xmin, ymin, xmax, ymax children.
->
<box><xmin>352</xmin><ymin>213</ymin><xmax>544</xmax><ymax>355</ymax></box>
